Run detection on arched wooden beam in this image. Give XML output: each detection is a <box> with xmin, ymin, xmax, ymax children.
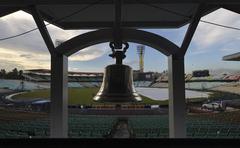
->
<box><xmin>56</xmin><ymin>29</ymin><xmax>179</xmax><ymax>57</ymax></box>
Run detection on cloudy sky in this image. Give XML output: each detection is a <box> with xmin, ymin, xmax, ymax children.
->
<box><xmin>0</xmin><ymin>8</ymin><xmax>239</xmax><ymax>73</ymax></box>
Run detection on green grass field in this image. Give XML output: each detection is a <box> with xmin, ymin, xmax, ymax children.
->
<box><xmin>13</xmin><ymin>88</ymin><xmax>167</xmax><ymax>105</ymax></box>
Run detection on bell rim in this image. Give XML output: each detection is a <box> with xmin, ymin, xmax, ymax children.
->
<box><xmin>93</xmin><ymin>95</ymin><xmax>142</xmax><ymax>102</ymax></box>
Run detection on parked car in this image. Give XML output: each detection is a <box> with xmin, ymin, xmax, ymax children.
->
<box><xmin>201</xmin><ymin>102</ymin><xmax>223</xmax><ymax>111</ymax></box>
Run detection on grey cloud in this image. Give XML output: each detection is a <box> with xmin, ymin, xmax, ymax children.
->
<box><xmin>0</xmin><ymin>11</ymin><xmax>107</xmax><ymax>68</ymax></box>
<box><xmin>70</xmin><ymin>43</ymin><xmax>109</xmax><ymax>61</ymax></box>
<box><xmin>0</xmin><ymin>11</ymin><xmax>93</xmax><ymax>55</ymax></box>
<box><xmin>19</xmin><ymin>54</ymin><xmax>33</xmax><ymax>59</ymax></box>
<box><xmin>193</xmin><ymin>8</ymin><xmax>240</xmax><ymax>48</ymax></box>
<box><xmin>124</xmin><ymin>60</ymin><xmax>138</xmax><ymax>66</ymax></box>
<box><xmin>0</xmin><ymin>16</ymin><xmax>49</xmax><ymax>54</ymax></box>
<box><xmin>0</xmin><ymin>59</ymin><xmax>24</xmax><ymax>71</ymax></box>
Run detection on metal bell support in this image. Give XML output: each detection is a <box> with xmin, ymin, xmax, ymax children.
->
<box><xmin>93</xmin><ymin>42</ymin><xmax>142</xmax><ymax>102</ymax></box>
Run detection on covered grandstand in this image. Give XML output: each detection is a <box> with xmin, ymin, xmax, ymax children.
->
<box><xmin>23</xmin><ymin>69</ymin><xmax>103</xmax><ymax>82</ymax></box>
<box><xmin>23</xmin><ymin>69</ymin><xmax>153</xmax><ymax>88</ymax></box>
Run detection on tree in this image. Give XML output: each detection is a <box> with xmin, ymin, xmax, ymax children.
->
<box><xmin>5</xmin><ymin>68</ymin><xmax>19</xmax><ymax>79</ymax></box>
<box><xmin>0</xmin><ymin>68</ymin><xmax>25</xmax><ymax>79</ymax></box>
<box><xmin>0</xmin><ymin>69</ymin><xmax>6</xmax><ymax>78</ymax></box>
<box><xmin>18</xmin><ymin>70</ymin><xmax>23</xmax><ymax>79</ymax></box>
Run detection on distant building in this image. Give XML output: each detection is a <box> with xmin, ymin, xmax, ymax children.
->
<box><xmin>192</xmin><ymin>70</ymin><xmax>210</xmax><ymax>77</ymax></box>
<box><xmin>133</xmin><ymin>70</ymin><xmax>156</xmax><ymax>81</ymax></box>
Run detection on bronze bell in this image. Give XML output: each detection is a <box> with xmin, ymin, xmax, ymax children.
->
<box><xmin>93</xmin><ymin>42</ymin><xmax>142</xmax><ymax>103</ymax></box>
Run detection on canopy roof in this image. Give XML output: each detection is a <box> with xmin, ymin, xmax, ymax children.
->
<box><xmin>1</xmin><ymin>0</ymin><xmax>240</xmax><ymax>29</ymax></box>
<box><xmin>34</xmin><ymin>3</ymin><xmax>200</xmax><ymax>29</ymax></box>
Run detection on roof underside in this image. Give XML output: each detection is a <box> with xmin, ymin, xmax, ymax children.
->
<box><xmin>223</xmin><ymin>52</ymin><xmax>240</xmax><ymax>61</ymax></box>
<box><xmin>0</xmin><ymin>0</ymin><xmax>240</xmax><ymax>29</ymax></box>
<box><xmin>34</xmin><ymin>3</ymin><xmax>201</xmax><ymax>29</ymax></box>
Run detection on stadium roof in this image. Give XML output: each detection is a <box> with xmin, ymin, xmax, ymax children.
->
<box><xmin>222</xmin><ymin>52</ymin><xmax>240</xmax><ymax>61</ymax></box>
<box><xmin>1</xmin><ymin>0</ymin><xmax>240</xmax><ymax>29</ymax></box>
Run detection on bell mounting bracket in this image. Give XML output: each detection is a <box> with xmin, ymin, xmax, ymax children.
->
<box><xmin>109</xmin><ymin>42</ymin><xmax>129</xmax><ymax>65</ymax></box>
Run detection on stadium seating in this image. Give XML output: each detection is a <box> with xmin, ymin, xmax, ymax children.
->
<box><xmin>0</xmin><ymin>113</ymin><xmax>240</xmax><ymax>138</ymax></box>
<box><xmin>0</xmin><ymin>115</ymin><xmax>117</xmax><ymax>138</ymax></box>
<box><xmin>128</xmin><ymin>115</ymin><xmax>169</xmax><ymax>138</ymax></box>
<box><xmin>79</xmin><ymin>82</ymin><xmax>101</xmax><ymax>88</ymax></box>
<box><xmin>68</xmin><ymin>82</ymin><xmax>83</xmax><ymax>88</ymax></box>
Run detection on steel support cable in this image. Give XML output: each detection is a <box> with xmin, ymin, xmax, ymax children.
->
<box><xmin>0</xmin><ymin>0</ymin><xmax>103</xmax><ymax>42</ymax></box>
<box><xmin>136</xmin><ymin>0</ymin><xmax>240</xmax><ymax>31</ymax></box>
<box><xmin>1</xmin><ymin>0</ymin><xmax>239</xmax><ymax>42</ymax></box>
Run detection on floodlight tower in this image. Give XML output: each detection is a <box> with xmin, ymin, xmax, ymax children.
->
<box><xmin>137</xmin><ymin>45</ymin><xmax>145</xmax><ymax>73</ymax></box>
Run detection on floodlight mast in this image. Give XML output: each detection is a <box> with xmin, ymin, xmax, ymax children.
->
<box><xmin>137</xmin><ymin>45</ymin><xmax>145</xmax><ymax>73</ymax></box>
